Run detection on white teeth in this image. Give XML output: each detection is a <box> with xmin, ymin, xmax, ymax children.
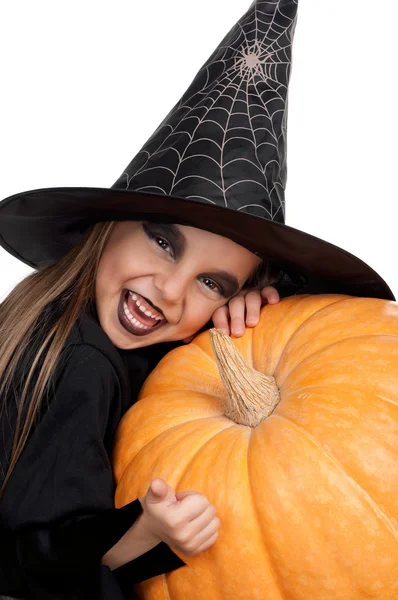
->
<box><xmin>123</xmin><ymin>301</ymin><xmax>151</xmax><ymax>330</ymax></box>
<box><xmin>128</xmin><ymin>290</ymin><xmax>164</xmax><ymax>321</ymax></box>
<box><xmin>131</xmin><ymin>317</ymin><xmax>140</xmax><ymax>327</ymax></box>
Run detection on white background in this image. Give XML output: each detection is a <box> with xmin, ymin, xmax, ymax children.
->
<box><xmin>0</xmin><ymin>0</ymin><xmax>397</xmax><ymax>300</ymax></box>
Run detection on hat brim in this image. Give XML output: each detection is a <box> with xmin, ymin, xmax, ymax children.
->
<box><xmin>0</xmin><ymin>186</ymin><xmax>394</xmax><ymax>301</ymax></box>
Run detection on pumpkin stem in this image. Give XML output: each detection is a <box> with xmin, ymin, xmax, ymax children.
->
<box><xmin>210</xmin><ymin>328</ymin><xmax>280</xmax><ymax>427</ymax></box>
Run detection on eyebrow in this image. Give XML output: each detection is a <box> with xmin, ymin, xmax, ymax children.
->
<box><xmin>153</xmin><ymin>223</ymin><xmax>241</xmax><ymax>298</ymax></box>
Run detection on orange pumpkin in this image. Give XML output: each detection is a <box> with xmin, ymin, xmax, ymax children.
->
<box><xmin>113</xmin><ymin>294</ymin><xmax>398</xmax><ymax>600</ymax></box>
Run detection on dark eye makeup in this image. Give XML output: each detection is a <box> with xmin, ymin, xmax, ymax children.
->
<box><xmin>143</xmin><ymin>222</ymin><xmax>178</xmax><ymax>257</ymax></box>
<box><xmin>142</xmin><ymin>221</ymin><xmax>237</xmax><ymax>298</ymax></box>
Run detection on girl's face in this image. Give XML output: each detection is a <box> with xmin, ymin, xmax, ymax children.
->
<box><xmin>95</xmin><ymin>221</ymin><xmax>261</xmax><ymax>349</ymax></box>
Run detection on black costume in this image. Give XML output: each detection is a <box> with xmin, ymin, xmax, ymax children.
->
<box><xmin>0</xmin><ymin>309</ymin><xmax>186</xmax><ymax>599</ymax></box>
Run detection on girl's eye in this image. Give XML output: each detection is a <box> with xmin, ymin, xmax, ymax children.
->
<box><xmin>143</xmin><ymin>223</ymin><xmax>174</xmax><ymax>256</ymax></box>
<box><xmin>155</xmin><ymin>236</ymin><xmax>171</xmax><ymax>254</ymax></box>
<box><xmin>201</xmin><ymin>277</ymin><xmax>222</xmax><ymax>295</ymax></box>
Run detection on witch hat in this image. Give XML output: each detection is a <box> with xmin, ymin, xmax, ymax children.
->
<box><xmin>0</xmin><ymin>0</ymin><xmax>394</xmax><ymax>300</ymax></box>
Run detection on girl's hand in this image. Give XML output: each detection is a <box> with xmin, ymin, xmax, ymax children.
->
<box><xmin>212</xmin><ymin>285</ymin><xmax>280</xmax><ymax>337</ymax></box>
<box><xmin>139</xmin><ymin>479</ymin><xmax>220</xmax><ymax>557</ymax></box>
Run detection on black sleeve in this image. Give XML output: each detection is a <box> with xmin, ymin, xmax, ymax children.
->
<box><xmin>0</xmin><ymin>344</ymin><xmax>185</xmax><ymax>595</ymax></box>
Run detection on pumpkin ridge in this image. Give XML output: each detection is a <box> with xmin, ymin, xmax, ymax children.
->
<box><xmin>275</xmin><ymin>298</ymin><xmax>398</xmax><ymax>376</ymax></box>
<box><xmin>116</xmin><ymin>420</ymin><xmax>235</xmax><ymax>502</ymax></box>
<box><xmin>161</xmin><ymin>573</ymin><xmax>170</xmax><ymax>599</ymax></box>
<box><xmin>271</xmin><ymin>296</ymin><xmax>352</xmax><ymax>365</ymax></box>
<box><xmin>140</xmin><ymin>343</ymin><xmax>219</xmax><ymax>393</ymax></box>
<box><xmin>168</xmin><ymin>423</ymin><xmax>238</xmax><ymax>492</ymax></box>
<box><xmin>138</xmin><ymin>390</ymin><xmax>230</xmax><ymax>408</ymax></box>
<box><xmin>282</xmin><ymin>385</ymin><xmax>398</xmax><ymax>409</ymax></box>
<box><xmin>273</xmin><ymin>413</ymin><xmax>398</xmax><ymax>542</ymax></box>
<box><xmin>192</xmin><ymin>338</ymin><xmax>220</xmax><ymax>360</ymax></box>
<box><xmin>130</xmin><ymin>418</ymin><xmax>233</xmax><ymax>462</ymax></box>
<box><xmin>245</xmin><ymin>438</ymin><xmax>286</xmax><ymax>600</ymax></box>
<box><xmin>277</xmin><ymin>333</ymin><xmax>398</xmax><ymax>387</ymax></box>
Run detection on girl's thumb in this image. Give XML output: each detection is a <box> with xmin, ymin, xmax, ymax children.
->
<box><xmin>146</xmin><ymin>478</ymin><xmax>176</xmax><ymax>504</ymax></box>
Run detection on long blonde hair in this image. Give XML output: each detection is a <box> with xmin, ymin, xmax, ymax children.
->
<box><xmin>0</xmin><ymin>220</ymin><xmax>117</xmax><ymax>498</ymax></box>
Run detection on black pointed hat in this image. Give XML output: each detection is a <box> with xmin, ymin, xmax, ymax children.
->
<box><xmin>0</xmin><ymin>0</ymin><xmax>394</xmax><ymax>300</ymax></box>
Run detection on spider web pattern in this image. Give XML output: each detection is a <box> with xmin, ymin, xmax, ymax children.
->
<box><xmin>113</xmin><ymin>0</ymin><xmax>298</xmax><ymax>224</ymax></box>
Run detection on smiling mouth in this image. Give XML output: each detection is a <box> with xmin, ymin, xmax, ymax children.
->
<box><xmin>118</xmin><ymin>289</ymin><xmax>167</xmax><ymax>337</ymax></box>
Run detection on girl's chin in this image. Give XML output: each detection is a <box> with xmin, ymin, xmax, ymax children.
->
<box><xmin>111</xmin><ymin>325</ymin><xmax>195</xmax><ymax>350</ymax></box>
<box><xmin>112</xmin><ymin>314</ymin><xmax>175</xmax><ymax>351</ymax></box>
<box><xmin>115</xmin><ymin>320</ymin><xmax>170</xmax><ymax>348</ymax></box>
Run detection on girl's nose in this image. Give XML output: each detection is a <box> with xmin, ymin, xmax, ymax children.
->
<box><xmin>153</xmin><ymin>269</ymin><xmax>189</xmax><ymax>321</ymax></box>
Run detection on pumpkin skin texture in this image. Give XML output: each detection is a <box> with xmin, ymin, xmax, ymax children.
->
<box><xmin>113</xmin><ymin>294</ymin><xmax>398</xmax><ymax>600</ymax></box>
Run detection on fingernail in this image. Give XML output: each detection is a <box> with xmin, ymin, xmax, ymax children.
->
<box><xmin>232</xmin><ymin>328</ymin><xmax>244</xmax><ymax>337</ymax></box>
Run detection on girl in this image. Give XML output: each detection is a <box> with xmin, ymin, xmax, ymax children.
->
<box><xmin>0</xmin><ymin>217</ymin><xmax>281</xmax><ymax>600</ymax></box>
<box><xmin>0</xmin><ymin>0</ymin><xmax>393</xmax><ymax>598</ymax></box>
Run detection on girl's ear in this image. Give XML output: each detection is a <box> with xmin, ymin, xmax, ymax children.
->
<box><xmin>181</xmin><ymin>334</ymin><xmax>195</xmax><ymax>344</ymax></box>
